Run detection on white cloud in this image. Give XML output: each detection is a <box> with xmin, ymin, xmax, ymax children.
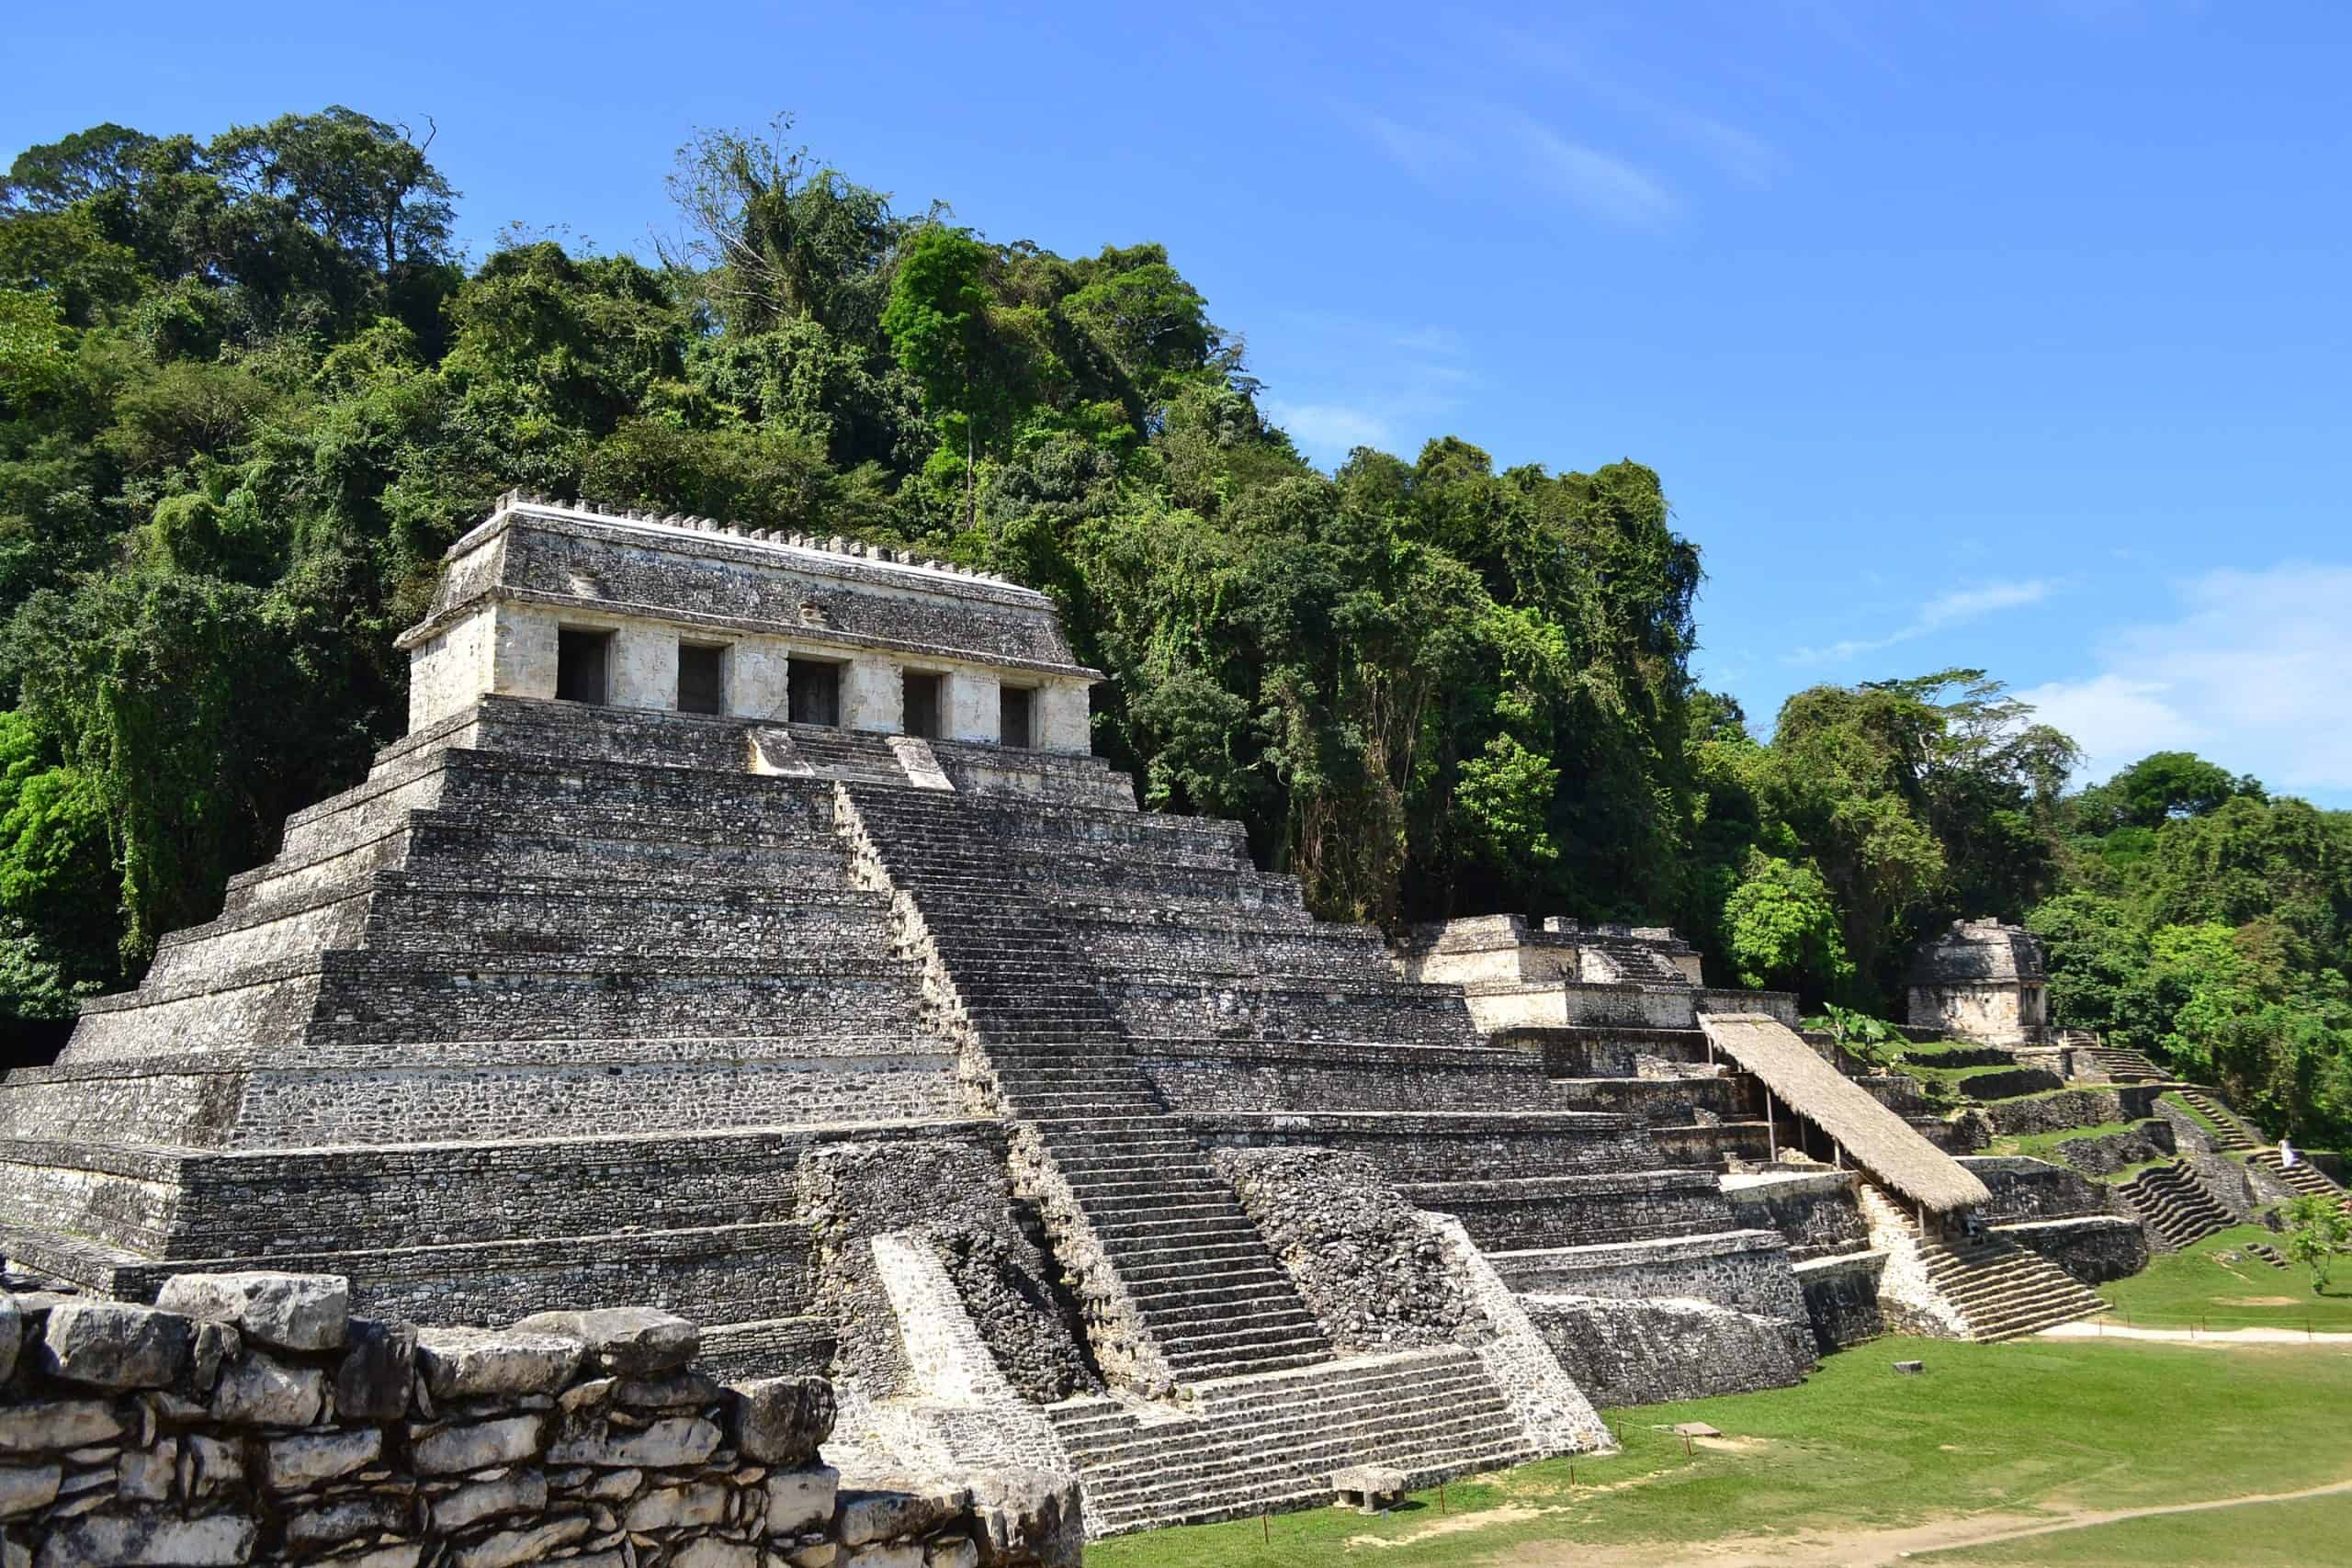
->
<box><xmin>2017</xmin><ymin>563</ymin><xmax>2352</xmax><ymax>799</ymax></box>
<box><xmin>1789</xmin><ymin>578</ymin><xmax>2062</xmax><ymax>665</ymax></box>
<box><xmin>1510</xmin><ymin>118</ymin><xmax>1679</xmax><ymax>228</ymax></box>
<box><xmin>1341</xmin><ymin>100</ymin><xmax>1678</xmax><ymax>231</ymax></box>
<box><xmin>1264</xmin><ymin>401</ymin><xmax>1395</xmax><ymax>460</ymax></box>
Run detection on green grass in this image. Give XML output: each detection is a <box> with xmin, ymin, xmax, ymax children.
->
<box><xmin>2094</xmin><ymin>1224</ymin><xmax>2352</xmax><ymax>1331</ymax></box>
<box><xmin>1925</xmin><ymin>1489</ymin><xmax>2352</xmax><ymax>1565</ymax></box>
<box><xmin>2161</xmin><ymin>1089</ymin><xmax>2228</xmax><ymax>1136</ymax></box>
<box><xmin>1984</xmin><ymin>1121</ymin><xmax>2143</xmax><ymax>1161</ymax></box>
<box><xmin>1089</xmin><ymin>1336</ymin><xmax>2352</xmax><ymax>1567</ymax></box>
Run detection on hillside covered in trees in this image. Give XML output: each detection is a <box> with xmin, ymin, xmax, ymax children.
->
<box><xmin>3</xmin><ymin>110</ymin><xmax>2347</xmax><ymax>1144</ymax></box>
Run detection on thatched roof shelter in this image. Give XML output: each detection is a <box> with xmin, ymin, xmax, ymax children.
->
<box><xmin>1699</xmin><ymin>1013</ymin><xmax>1991</xmax><ymax>1213</ymax></box>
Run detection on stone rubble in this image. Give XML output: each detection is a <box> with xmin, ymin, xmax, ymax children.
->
<box><xmin>0</xmin><ymin>1272</ymin><xmax>1078</xmax><ymax>1568</ymax></box>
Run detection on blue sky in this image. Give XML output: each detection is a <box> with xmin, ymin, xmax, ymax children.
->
<box><xmin>10</xmin><ymin>1</ymin><xmax>2349</xmax><ymax>800</ymax></box>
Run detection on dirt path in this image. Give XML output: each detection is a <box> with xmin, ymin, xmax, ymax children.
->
<box><xmin>1489</xmin><ymin>1475</ymin><xmax>2352</xmax><ymax>1567</ymax></box>
<box><xmin>2037</xmin><ymin>1320</ymin><xmax>2352</xmax><ymax>1345</ymax></box>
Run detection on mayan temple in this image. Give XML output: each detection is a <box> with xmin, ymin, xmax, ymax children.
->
<box><xmin>0</xmin><ymin>494</ymin><xmax>2113</xmax><ymax>1537</ymax></box>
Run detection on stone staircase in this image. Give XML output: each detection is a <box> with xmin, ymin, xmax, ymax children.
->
<box><xmin>1044</xmin><ymin>1348</ymin><xmax>1532</xmax><ymax>1535</ymax></box>
<box><xmin>2075</xmin><ymin>1044</ymin><xmax>2167</xmax><ymax>1084</ymax></box>
<box><xmin>2245</xmin><ymin>1241</ymin><xmax>2290</xmax><ymax>1269</ymax></box>
<box><xmin>2249</xmin><ymin>1148</ymin><xmax>2352</xmax><ymax>1212</ymax></box>
<box><xmin>2175</xmin><ymin>1088</ymin><xmax>2257</xmax><ymax>1152</ymax></box>
<box><xmin>2115</xmin><ymin>1160</ymin><xmax>2233</xmax><ymax>1250</ymax></box>
<box><xmin>1916</xmin><ymin>1230</ymin><xmax>2108</xmax><ymax>1341</ymax></box>
<box><xmin>837</xmin><ymin>782</ymin><xmax>1332</xmax><ymax>1389</ymax></box>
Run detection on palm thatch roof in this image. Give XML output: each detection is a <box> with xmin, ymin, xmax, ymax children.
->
<box><xmin>1700</xmin><ymin>1013</ymin><xmax>1992</xmax><ymax>1214</ymax></box>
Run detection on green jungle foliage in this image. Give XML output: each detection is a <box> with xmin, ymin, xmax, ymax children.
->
<box><xmin>4</xmin><ymin>110</ymin><xmax>2350</xmax><ymax>1144</ymax></box>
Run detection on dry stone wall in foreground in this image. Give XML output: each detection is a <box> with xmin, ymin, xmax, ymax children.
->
<box><xmin>0</xmin><ymin>1270</ymin><xmax>1080</xmax><ymax>1568</ymax></box>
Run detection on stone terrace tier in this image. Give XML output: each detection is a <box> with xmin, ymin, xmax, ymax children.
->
<box><xmin>0</xmin><ymin>701</ymin><xmax>1103</xmax><ymax>1367</ymax></box>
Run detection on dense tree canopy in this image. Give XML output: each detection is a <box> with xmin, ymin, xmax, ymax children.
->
<box><xmin>4</xmin><ymin>107</ymin><xmax>2348</xmax><ymax>1145</ymax></box>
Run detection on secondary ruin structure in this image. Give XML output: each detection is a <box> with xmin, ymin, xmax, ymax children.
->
<box><xmin>1908</xmin><ymin>918</ymin><xmax>2052</xmax><ymax>1046</ymax></box>
<box><xmin>0</xmin><ymin>494</ymin><xmax>2116</xmax><ymax>1538</ymax></box>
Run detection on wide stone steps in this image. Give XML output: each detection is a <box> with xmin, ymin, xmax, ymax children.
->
<box><xmin>2176</xmin><ymin>1088</ymin><xmax>2259</xmax><ymax>1152</ymax></box>
<box><xmin>2116</xmin><ymin>1161</ymin><xmax>2233</xmax><ymax>1248</ymax></box>
<box><xmin>1919</xmin><ymin>1235</ymin><xmax>2107</xmax><ymax>1342</ymax></box>
<box><xmin>2248</xmin><ymin>1149</ymin><xmax>2352</xmax><ymax>1210</ymax></box>
<box><xmin>840</xmin><ymin>779</ymin><xmax>1336</xmax><ymax>1388</ymax></box>
<box><xmin>2075</xmin><ymin>1044</ymin><xmax>2167</xmax><ymax>1084</ymax></box>
<box><xmin>1044</xmin><ymin>1350</ymin><xmax>1532</xmax><ymax>1536</ymax></box>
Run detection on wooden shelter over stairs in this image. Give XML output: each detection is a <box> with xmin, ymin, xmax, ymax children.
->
<box><xmin>1698</xmin><ymin>1013</ymin><xmax>1992</xmax><ymax>1215</ymax></box>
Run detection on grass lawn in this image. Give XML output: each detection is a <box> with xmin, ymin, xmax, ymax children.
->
<box><xmin>2094</xmin><ymin>1223</ymin><xmax>2352</xmax><ymax>1331</ymax></box>
<box><xmin>1088</xmin><ymin>1336</ymin><xmax>2352</xmax><ymax>1568</ymax></box>
<box><xmin>1983</xmin><ymin>1121</ymin><xmax>2141</xmax><ymax>1162</ymax></box>
<box><xmin>1924</xmin><ymin>1490</ymin><xmax>2352</xmax><ymax>1566</ymax></box>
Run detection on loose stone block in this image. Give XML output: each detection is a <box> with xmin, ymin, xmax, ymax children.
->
<box><xmin>511</xmin><ymin>1307</ymin><xmax>697</xmax><ymax>1376</ymax></box>
<box><xmin>0</xmin><ymin>1296</ymin><xmax>18</xmax><ymax>1383</ymax></box>
<box><xmin>925</xmin><ymin>1539</ymin><xmax>979</xmax><ymax>1568</ymax></box>
<box><xmin>623</xmin><ymin>1480</ymin><xmax>727</xmax><ymax>1531</ymax></box>
<box><xmin>729</xmin><ymin>1376</ymin><xmax>836</xmax><ymax>1466</ymax></box>
<box><xmin>1331</xmin><ymin>1464</ymin><xmax>1406</xmax><ymax>1514</ymax></box>
<box><xmin>415</xmin><ymin>1327</ymin><xmax>584</xmax><ymax>1400</ymax></box>
<box><xmin>39</xmin><ymin>1303</ymin><xmax>191</xmax><ymax>1391</ymax></box>
<box><xmin>154</xmin><ymin>1272</ymin><xmax>350</xmax><ymax>1353</ymax></box>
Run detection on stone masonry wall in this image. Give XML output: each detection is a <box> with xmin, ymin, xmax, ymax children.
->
<box><xmin>0</xmin><ymin>1272</ymin><xmax>1080</xmax><ymax>1568</ymax></box>
<box><xmin>1210</xmin><ymin>1148</ymin><xmax>1485</xmax><ymax>1353</ymax></box>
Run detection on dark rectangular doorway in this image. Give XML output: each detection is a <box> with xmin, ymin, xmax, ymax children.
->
<box><xmin>902</xmin><ymin>671</ymin><xmax>944</xmax><ymax>739</ymax></box>
<box><xmin>1000</xmin><ymin>685</ymin><xmax>1035</xmax><ymax>749</ymax></box>
<box><xmin>555</xmin><ymin>628</ymin><xmax>611</xmax><ymax>705</ymax></box>
<box><xmin>788</xmin><ymin>659</ymin><xmax>842</xmax><ymax>726</ymax></box>
<box><xmin>676</xmin><ymin>643</ymin><xmax>726</xmax><ymax>715</ymax></box>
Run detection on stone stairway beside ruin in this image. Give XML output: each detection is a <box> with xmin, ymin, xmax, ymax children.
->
<box><xmin>2074</xmin><ymin>1044</ymin><xmax>2167</xmax><ymax>1084</ymax></box>
<box><xmin>837</xmin><ymin>782</ymin><xmax>1334</xmax><ymax>1387</ymax></box>
<box><xmin>2248</xmin><ymin>1148</ymin><xmax>2352</xmax><ymax>1211</ymax></box>
<box><xmin>1043</xmin><ymin>1348</ymin><xmax>1532</xmax><ymax>1535</ymax></box>
<box><xmin>2115</xmin><ymin>1160</ymin><xmax>2233</xmax><ymax>1250</ymax></box>
<box><xmin>2175</xmin><ymin>1088</ymin><xmax>2259</xmax><ymax>1153</ymax></box>
<box><xmin>1916</xmin><ymin>1231</ymin><xmax>2108</xmax><ymax>1341</ymax></box>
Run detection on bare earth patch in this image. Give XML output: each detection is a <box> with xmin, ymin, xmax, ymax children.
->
<box><xmin>1490</xmin><ymin>1476</ymin><xmax>2352</xmax><ymax>1567</ymax></box>
<box><xmin>2215</xmin><ymin>1295</ymin><xmax>2300</xmax><ymax>1307</ymax></box>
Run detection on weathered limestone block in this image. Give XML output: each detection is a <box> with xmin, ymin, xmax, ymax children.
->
<box><xmin>839</xmin><ymin>1484</ymin><xmax>972</xmax><ymax>1547</ymax></box>
<box><xmin>0</xmin><ymin>1403</ymin><xmax>119</xmax><ymax>1461</ymax></box>
<box><xmin>1331</xmin><ymin>1464</ymin><xmax>1407</xmax><ymax>1513</ymax></box>
<box><xmin>547</xmin><ymin>1415</ymin><xmax>720</xmax><ymax>1469</ymax></box>
<box><xmin>209</xmin><ymin>1351</ymin><xmax>322</xmax><ymax>1427</ymax></box>
<box><xmin>512</xmin><ymin>1306</ymin><xmax>697</xmax><ymax>1375</ymax></box>
<box><xmin>0</xmin><ymin>1296</ymin><xmax>17</xmax><ymax>1383</ymax></box>
<box><xmin>39</xmin><ymin>1302</ymin><xmax>191</xmax><ymax>1391</ymax></box>
<box><xmin>260</xmin><ymin>1427</ymin><xmax>380</xmax><ymax>1492</ymax></box>
<box><xmin>415</xmin><ymin>1325</ymin><xmax>584</xmax><ymax>1399</ymax></box>
<box><xmin>334</xmin><ymin>1317</ymin><xmax>416</xmax><ymax>1421</ymax></box>
<box><xmin>0</xmin><ymin>1462</ymin><xmax>60</xmax><ymax>1517</ymax></box>
<box><xmin>447</xmin><ymin>1516</ymin><xmax>593</xmax><ymax>1568</ymax></box>
<box><xmin>117</xmin><ymin>1440</ymin><xmax>175</xmax><ymax>1503</ymax></box>
<box><xmin>624</xmin><ymin>1480</ymin><xmax>728</xmax><ymax>1531</ymax></box>
<box><xmin>763</xmin><ymin>1464</ymin><xmax>839</xmax><ymax>1537</ymax></box>
<box><xmin>154</xmin><ymin>1271</ymin><xmax>349</xmax><ymax>1352</ymax></box>
<box><xmin>284</xmin><ymin>1494</ymin><xmax>407</xmax><ymax>1552</ymax></box>
<box><xmin>431</xmin><ymin>1468</ymin><xmax>548</xmax><ymax>1532</ymax></box>
<box><xmin>729</xmin><ymin>1376</ymin><xmax>836</xmax><ymax>1466</ymax></box>
<box><xmin>32</xmin><ymin>1511</ymin><xmax>258</xmax><ymax>1568</ymax></box>
<box><xmin>412</xmin><ymin>1414</ymin><xmax>545</xmax><ymax>1475</ymax></box>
